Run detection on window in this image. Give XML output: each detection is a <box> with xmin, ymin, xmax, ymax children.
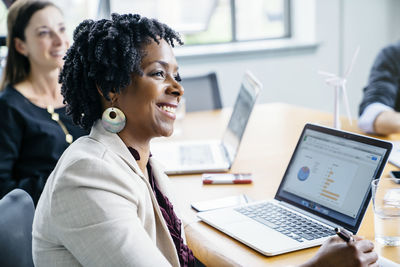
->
<box><xmin>0</xmin><ymin>0</ymin><xmax>290</xmax><ymax>47</ymax></box>
<box><xmin>235</xmin><ymin>0</ymin><xmax>290</xmax><ymax>41</ymax></box>
<box><xmin>109</xmin><ymin>0</ymin><xmax>290</xmax><ymax>45</ymax></box>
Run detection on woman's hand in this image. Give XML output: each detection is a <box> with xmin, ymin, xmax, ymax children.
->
<box><xmin>300</xmin><ymin>236</ymin><xmax>378</xmax><ymax>267</ymax></box>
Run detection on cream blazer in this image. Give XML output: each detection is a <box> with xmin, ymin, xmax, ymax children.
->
<box><xmin>32</xmin><ymin>121</ymin><xmax>183</xmax><ymax>267</ymax></box>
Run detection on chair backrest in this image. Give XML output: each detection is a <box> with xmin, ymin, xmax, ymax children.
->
<box><xmin>180</xmin><ymin>72</ymin><xmax>222</xmax><ymax>112</ymax></box>
<box><xmin>0</xmin><ymin>189</ymin><xmax>35</xmax><ymax>267</ymax></box>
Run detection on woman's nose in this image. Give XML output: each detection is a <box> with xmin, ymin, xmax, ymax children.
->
<box><xmin>52</xmin><ymin>32</ymin><xmax>63</xmax><ymax>46</ymax></box>
<box><xmin>167</xmin><ymin>77</ymin><xmax>184</xmax><ymax>97</ymax></box>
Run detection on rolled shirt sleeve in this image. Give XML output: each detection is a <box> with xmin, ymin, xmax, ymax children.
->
<box><xmin>358</xmin><ymin>102</ymin><xmax>393</xmax><ymax>133</ymax></box>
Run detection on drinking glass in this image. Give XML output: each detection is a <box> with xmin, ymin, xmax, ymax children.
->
<box><xmin>371</xmin><ymin>178</ymin><xmax>400</xmax><ymax>246</ymax></box>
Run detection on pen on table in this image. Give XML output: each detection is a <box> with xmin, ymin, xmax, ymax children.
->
<box><xmin>335</xmin><ymin>227</ymin><xmax>354</xmax><ymax>243</ymax></box>
<box><xmin>202</xmin><ymin>179</ymin><xmax>252</xmax><ymax>184</ymax></box>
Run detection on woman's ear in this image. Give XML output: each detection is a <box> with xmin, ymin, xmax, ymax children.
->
<box><xmin>96</xmin><ymin>85</ymin><xmax>104</xmax><ymax>98</ymax></box>
<box><xmin>14</xmin><ymin>37</ymin><xmax>28</xmax><ymax>57</ymax></box>
<box><xmin>96</xmin><ymin>85</ymin><xmax>118</xmax><ymax>107</ymax></box>
<box><xmin>108</xmin><ymin>91</ymin><xmax>118</xmax><ymax>103</ymax></box>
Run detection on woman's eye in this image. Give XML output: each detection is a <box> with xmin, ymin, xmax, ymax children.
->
<box><xmin>59</xmin><ymin>26</ymin><xmax>66</xmax><ymax>33</ymax></box>
<box><xmin>152</xmin><ymin>71</ymin><xmax>165</xmax><ymax>78</ymax></box>
<box><xmin>38</xmin><ymin>31</ymin><xmax>49</xmax><ymax>37</ymax></box>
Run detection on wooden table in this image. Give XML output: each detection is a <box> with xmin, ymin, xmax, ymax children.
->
<box><xmin>162</xmin><ymin>103</ymin><xmax>400</xmax><ymax>266</ymax></box>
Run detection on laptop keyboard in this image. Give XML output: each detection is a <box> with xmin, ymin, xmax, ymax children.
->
<box><xmin>180</xmin><ymin>145</ymin><xmax>214</xmax><ymax>165</ymax></box>
<box><xmin>235</xmin><ymin>202</ymin><xmax>335</xmax><ymax>242</ymax></box>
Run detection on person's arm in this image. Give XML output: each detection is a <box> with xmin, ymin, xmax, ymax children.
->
<box><xmin>358</xmin><ymin>102</ymin><xmax>395</xmax><ymax>134</ymax></box>
<box><xmin>373</xmin><ymin>110</ymin><xmax>400</xmax><ymax>135</ymax></box>
<box><xmin>359</xmin><ymin>43</ymin><xmax>400</xmax><ymax>135</ymax></box>
<box><xmin>299</xmin><ymin>236</ymin><xmax>378</xmax><ymax>267</ymax></box>
<box><xmin>50</xmin><ymin>157</ymin><xmax>173</xmax><ymax>267</ymax></box>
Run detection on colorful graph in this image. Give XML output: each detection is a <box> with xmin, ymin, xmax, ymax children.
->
<box><xmin>297</xmin><ymin>166</ymin><xmax>310</xmax><ymax>181</ymax></box>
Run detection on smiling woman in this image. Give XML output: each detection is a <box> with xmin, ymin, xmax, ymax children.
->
<box><xmin>32</xmin><ymin>13</ymin><xmax>197</xmax><ymax>267</ymax></box>
<box><xmin>116</xmin><ymin>40</ymin><xmax>183</xmax><ymax>141</ymax></box>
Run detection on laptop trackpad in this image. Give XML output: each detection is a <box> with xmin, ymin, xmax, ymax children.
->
<box><xmin>225</xmin><ymin>221</ymin><xmax>299</xmax><ymax>255</ymax></box>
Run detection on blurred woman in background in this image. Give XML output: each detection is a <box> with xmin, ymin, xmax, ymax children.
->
<box><xmin>0</xmin><ymin>0</ymin><xmax>87</xmax><ymax>204</ymax></box>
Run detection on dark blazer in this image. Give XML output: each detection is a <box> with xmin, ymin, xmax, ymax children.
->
<box><xmin>0</xmin><ymin>85</ymin><xmax>88</xmax><ymax>204</ymax></box>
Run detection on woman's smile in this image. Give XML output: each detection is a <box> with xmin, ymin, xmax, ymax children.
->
<box><xmin>156</xmin><ymin>102</ymin><xmax>177</xmax><ymax>120</ymax></box>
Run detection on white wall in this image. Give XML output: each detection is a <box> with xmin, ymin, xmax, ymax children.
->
<box><xmin>176</xmin><ymin>0</ymin><xmax>400</xmax><ymax>119</ymax></box>
<box><xmin>343</xmin><ymin>0</ymin><xmax>400</xmax><ymax>116</ymax></box>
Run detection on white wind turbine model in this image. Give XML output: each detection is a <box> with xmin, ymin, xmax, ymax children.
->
<box><xmin>318</xmin><ymin>46</ymin><xmax>360</xmax><ymax>129</ymax></box>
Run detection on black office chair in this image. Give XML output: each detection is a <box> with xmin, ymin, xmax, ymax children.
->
<box><xmin>0</xmin><ymin>36</ymin><xmax>6</xmax><ymax>47</ymax></box>
<box><xmin>181</xmin><ymin>72</ymin><xmax>222</xmax><ymax>112</ymax></box>
<box><xmin>0</xmin><ymin>189</ymin><xmax>35</xmax><ymax>267</ymax></box>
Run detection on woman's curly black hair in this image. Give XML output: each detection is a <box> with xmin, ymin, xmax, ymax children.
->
<box><xmin>60</xmin><ymin>13</ymin><xmax>183</xmax><ymax>130</ymax></box>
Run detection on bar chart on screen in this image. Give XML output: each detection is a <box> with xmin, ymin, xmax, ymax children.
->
<box><xmin>320</xmin><ymin>169</ymin><xmax>339</xmax><ymax>201</ymax></box>
<box><xmin>316</xmin><ymin>162</ymin><xmax>357</xmax><ymax>207</ymax></box>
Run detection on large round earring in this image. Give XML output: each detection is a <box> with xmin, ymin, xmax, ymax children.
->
<box><xmin>101</xmin><ymin>107</ymin><xmax>126</xmax><ymax>133</ymax></box>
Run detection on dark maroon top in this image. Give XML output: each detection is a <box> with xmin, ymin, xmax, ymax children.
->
<box><xmin>128</xmin><ymin>147</ymin><xmax>195</xmax><ymax>267</ymax></box>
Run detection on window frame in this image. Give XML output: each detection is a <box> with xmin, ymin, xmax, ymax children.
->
<box><xmin>228</xmin><ymin>0</ymin><xmax>292</xmax><ymax>44</ymax></box>
<box><xmin>100</xmin><ymin>0</ymin><xmax>315</xmax><ymax>57</ymax></box>
<box><xmin>100</xmin><ymin>0</ymin><xmax>292</xmax><ymax>46</ymax></box>
<box><xmin>174</xmin><ymin>0</ymin><xmax>317</xmax><ymax>58</ymax></box>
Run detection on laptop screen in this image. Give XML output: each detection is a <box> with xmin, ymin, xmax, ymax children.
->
<box><xmin>275</xmin><ymin>124</ymin><xmax>392</xmax><ymax>232</ymax></box>
<box><xmin>222</xmin><ymin>72</ymin><xmax>260</xmax><ymax>163</ymax></box>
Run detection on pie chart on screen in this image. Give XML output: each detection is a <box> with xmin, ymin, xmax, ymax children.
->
<box><xmin>297</xmin><ymin>166</ymin><xmax>310</xmax><ymax>181</ymax></box>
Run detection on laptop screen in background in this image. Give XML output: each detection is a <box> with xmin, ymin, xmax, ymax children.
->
<box><xmin>276</xmin><ymin>128</ymin><xmax>388</xmax><ymax>229</ymax></box>
<box><xmin>222</xmin><ymin>77</ymin><xmax>259</xmax><ymax>163</ymax></box>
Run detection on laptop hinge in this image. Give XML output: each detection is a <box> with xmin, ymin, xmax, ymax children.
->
<box><xmin>221</xmin><ymin>143</ymin><xmax>232</xmax><ymax>167</ymax></box>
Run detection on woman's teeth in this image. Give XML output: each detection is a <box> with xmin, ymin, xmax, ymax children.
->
<box><xmin>160</xmin><ymin>105</ymin><xmax>176</xmax><ymax>114</ymax></box>
<box><xmin>50</xmin><ymin>51</ymin><xmax>64</xmax><ymax>57</ymax></box>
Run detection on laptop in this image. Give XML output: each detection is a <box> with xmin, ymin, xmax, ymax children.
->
<box><xmin>197</xmin><ymin>123</ymin><xmax>392</xmax><ymax>256</ymax></box>
<box><xmin>151</xmin><ymin>71</ymin><xmax>261</xmax><ymax>175</ymax></box>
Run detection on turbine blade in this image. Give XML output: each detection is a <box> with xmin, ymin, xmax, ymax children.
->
<box><xmin>325</xmin><ymin>77</ymin><xmax>342</xmax><ymax>86</ymax></box>
<box><xmin>344</xmin><ymin>46</ymin><xmax>360</xmax><ymax>78</ymax></box>
<box><xmin>341</xmin><ymin>85</ymin><xmax>353</xmax><ymax>125</ymax></box>
<box><xmin>318</xmin><ymin>70</ymin><xmax>336</xmax><ymax>77</ymax></box>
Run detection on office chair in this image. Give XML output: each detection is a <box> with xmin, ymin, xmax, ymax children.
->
<box><xmin>180</xmin><ymin>72</ymin><xmax>222</xmax><ymax>112</ymax></box>
<box><xmin>0</xmin><ymin>36</ymin><xmax>6</xmax><ymax>47</ymax></box>
<box><xmin>0</xmin><ymin>189</ymin><xmax>35</xmax><ymax>267</ymax></box>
